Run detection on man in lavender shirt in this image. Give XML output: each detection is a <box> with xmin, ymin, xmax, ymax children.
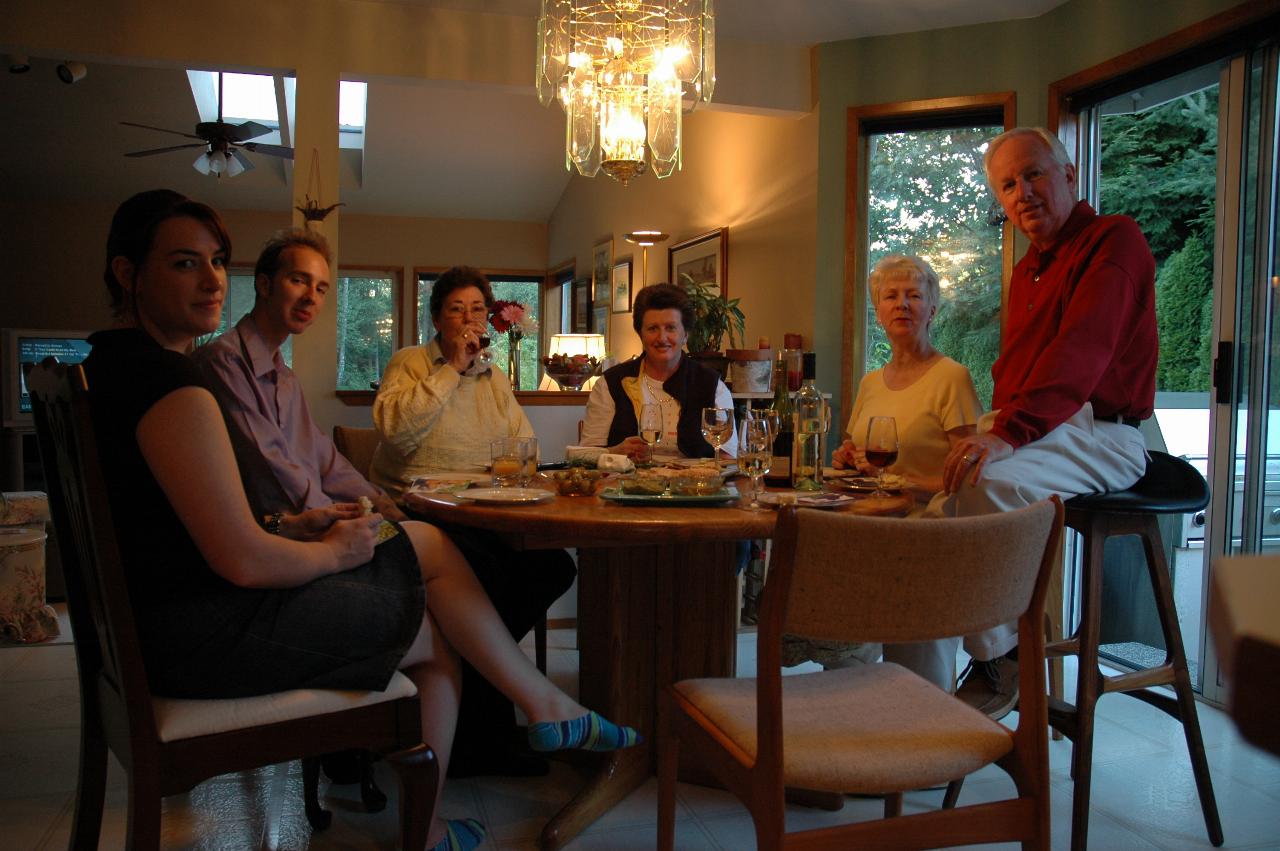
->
<box><xmin>198</xmin><ymin>229</ymin><xmax>559</xmax><ymax>778</ymax></box>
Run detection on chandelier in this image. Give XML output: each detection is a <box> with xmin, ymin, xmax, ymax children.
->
<box><xmin>536</xmin><ymin>0</ymin><xmax>716</xmax><ymax>186</ymax></box>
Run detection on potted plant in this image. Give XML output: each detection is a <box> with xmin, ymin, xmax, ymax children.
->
<box><xmin>680</xmin><ymin>274</ymin><xmax>745</xmax><ymax>355</ymax></box>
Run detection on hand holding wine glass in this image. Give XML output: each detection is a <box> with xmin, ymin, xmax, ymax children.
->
<box><xmin>638</xmin><ymin>403</ymin><xmax>663</xmax><ymax>462</ymax></box>
<box><xmin>741</xmin><ymin>419</ymin><xmax>772</xmax><ymax>511</ymax></box>
<box><xmin>701</xmin><ymin>407</ymin><xmax>733</xmax><ymax>473</ymax></box>
<box><xmin>864</xmin><ymin>416</ymin><xmax>899</xmax><ymax>497</ymax></box>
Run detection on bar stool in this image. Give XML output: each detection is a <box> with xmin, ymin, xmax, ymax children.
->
<box><xmin>1048</xmin><ymin>450</ymin><xmax>1223</xmax><ymax>850</ymax></box>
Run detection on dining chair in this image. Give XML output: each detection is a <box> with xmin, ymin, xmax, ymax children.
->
<box><xmin>658</xmin><ymin>497</ymin><xmax>1063</xmax><ymax>851</ymax></box>
<box><xmin>334</xmin><ymin>423</ymin><xmax>551</xmax><ymax>674</ymax></box>
<box><xmin>29</xmin><ymin>362</ymin><xmax>438</xmax><ymax>850</ymax></box>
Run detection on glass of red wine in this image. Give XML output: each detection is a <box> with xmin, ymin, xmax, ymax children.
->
<box><xmin>472</xmin><ymin>333</ymin><xmax>494</xmax><ymax>370</ymax></box>
<box><xmin>864</xmin><ymin>416</ymin><xmax>899</xmax><ymax>497</ymax></box>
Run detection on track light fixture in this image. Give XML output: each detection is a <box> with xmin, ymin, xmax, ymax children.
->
<box><xmin>57</xmin><ymin>61</ymin><xmax>87</xmax><ymax>84</ymax></box>
<box><xmin>7</xmin><ymin>55</ymin><xmax>31</xmax><ymax>74</ymax></box>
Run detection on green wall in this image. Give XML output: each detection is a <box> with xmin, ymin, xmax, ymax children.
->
<box><xmin>813</xmin><ymin>0</ymin><xmax>1246</xmax><ymax>420</ymax></box>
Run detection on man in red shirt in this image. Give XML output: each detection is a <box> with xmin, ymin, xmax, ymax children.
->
<box><xmin>937</xmin><ymin>127</ymin><xmax>1156</xmax><ymax>717</ymax></box>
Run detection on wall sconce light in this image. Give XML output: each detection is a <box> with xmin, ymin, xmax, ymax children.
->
<box><xmin>57</xmin><ymin>61</ymin><xmax>87</xmax><ymax>84</ymax></box>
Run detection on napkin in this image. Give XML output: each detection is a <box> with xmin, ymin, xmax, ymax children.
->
<box><xmin>565</xmin><ymin>445</ymin><xmax>607</xmax><ymax>466</ymax></box>
<box><xmin>596</xmin><ymin>453</ymin><xmax>635</xmax><ymax>473</ymax></box>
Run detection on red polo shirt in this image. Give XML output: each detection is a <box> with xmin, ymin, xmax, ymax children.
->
<box><xmin>990</xmin><ymin>201</ymin><xmax>1157</xmax><ymax>449</ymax></box>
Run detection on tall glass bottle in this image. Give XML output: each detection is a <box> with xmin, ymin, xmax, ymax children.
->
<box><xmin>765</xmin><ymin>348</ymin><xmax>792</xmax><ymax>484</ymax></box>
<box><xmin>791</xmin><ymin>352</ymin><xmax>825</xmax><ymax>491</ymax></box>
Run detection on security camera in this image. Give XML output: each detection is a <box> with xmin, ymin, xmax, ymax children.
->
<box><xmin>57</xmin><ymin>61</ymin><xmax>87</xmax><ymax>84</ymax></box>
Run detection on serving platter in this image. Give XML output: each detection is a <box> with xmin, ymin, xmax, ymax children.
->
<box><xmin>598</xmin><ymin>484</ymin><xmax>740</xmax><ymax>506</ymax></box>
<box><xmin>406</xmin><ymin>474</ymin><xmax>483</xmax><ymax>495</ymax></box>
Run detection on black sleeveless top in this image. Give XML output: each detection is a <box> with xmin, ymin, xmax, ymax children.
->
<box><xmin>603</xmin><ymin>355</ymin><xmax>720</xmax><ymax>458</ymax></box>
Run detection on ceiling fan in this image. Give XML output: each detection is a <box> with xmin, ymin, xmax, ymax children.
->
<box><xmin>121</xmin><ymin>71</ymin><xmax>293</xmax><ymax>177</ymax></box>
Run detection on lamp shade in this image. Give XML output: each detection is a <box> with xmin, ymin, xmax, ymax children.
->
<box><xmin>548</xmin><ymin>334</ymin><xmax>607</xmax><ymax>360</ymax></box>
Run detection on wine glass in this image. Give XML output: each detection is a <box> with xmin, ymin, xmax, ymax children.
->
<box><xmin>475</xmin><ymin>333</ymin><xmax>494</xmax><ymax>370</ymax></box>
<box><xmin>741</xmin><ymin>419</ymin><xmax>772</xmax><ymax>511</ymax></box>
<box><xmin>759</xmin><ymin>407</ymin><xmax>781</xmax><ymax>444</ymax></box>
<box><xmin>639</xmin><ymin>403</ymin><xmax>663</xmax><ymax>462</ymax></box>
<box><xmin>701</xmin><ymin>407</ymin><xmax>733</xmax><ymax>472</ymax></box>
<box><xmin>864</xmin><ymin>416</ymin><xmax>899</xmax><ymax>497</ymax></box>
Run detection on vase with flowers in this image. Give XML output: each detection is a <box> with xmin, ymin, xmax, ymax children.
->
<box><xmin>489</xmin><ymin>300</ymin><xmax>539</xmax><ymax>389</ymax></box>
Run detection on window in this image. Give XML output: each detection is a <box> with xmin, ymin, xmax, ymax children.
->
<box><xmin>843</xmin><ymin>93</ymin><xmax>1014</xmax><ymax>430</ymax></box>
<box><xmin>336</xmin><ymin>269</ymin><xmax>399</xmax><ymax>391</ymax></box>
<box><xmin>863</xmin><ymin>124</ymin><xmax>1005</xmax><ymax>407</ymax></box>
<box><xmin>416</xmin><ymin>272</ymin><xmax>545</xmax><ymax>390</ymax></box>
<box><xmin>195</xmin><ymin>270</ymin><xmax>293</xmax><ymax>366</ymax></box>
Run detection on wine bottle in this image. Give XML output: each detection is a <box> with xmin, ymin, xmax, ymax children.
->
<box><xmin>765</xmin><ymin>349</ymin><xmax>793</xmax><ymax>484</ymax></box>
<box><xmin>791</xmin><ymin>352</ymin><xmax>825</xmax><ymax>491</ymax></box>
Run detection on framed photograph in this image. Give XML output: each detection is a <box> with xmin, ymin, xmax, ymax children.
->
<box><xmin>611</xmin><ymin>256</ymin><xmax>633</xmax><ymax>314</ymax></box>
<box><xmin>592</xmin><ymin>237</ymin><xmax>613</xmax><ymax>305</ymax></box>
<box><xmin>668</xmin><ymin>227</ymin><xmax>728</xmax><ymax>297</ymax></box>
<box><xmin>572</xmin><ymin>278</ymin><xmax>591</xmax><ymax>332</ymax></box>
<box><xmin>592</xmin><ymin>304</ymin><xmax>610</xmax><ymax>351</ymax></box>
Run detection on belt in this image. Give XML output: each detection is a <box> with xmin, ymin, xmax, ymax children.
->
<box><xmin>1098</xmin><ymin>413</ymin><xmax>1142</xmax><ymax>429</ymax></box>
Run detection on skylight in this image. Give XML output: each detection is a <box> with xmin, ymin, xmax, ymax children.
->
<box><xmin>339</xmin><ymin>81</ymin><xmax>367</xmax><ymax>131</ymax></box>
<box><xmin>188</xmin><ymin>71</ymin><xmax>366</xmax><ymax>134</ymax></box>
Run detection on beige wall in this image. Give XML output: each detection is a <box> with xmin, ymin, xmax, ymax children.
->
<box><xmin>547</xmin><ymin>107</ymin><xmax>820</xmax><ymax>363</ymax></box>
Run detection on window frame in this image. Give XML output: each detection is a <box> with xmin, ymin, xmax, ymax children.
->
<box><xmin>332</xmin><ymin>263</ymin><xmax>402</xmax><ymax>400</ymax></box>
<box><xmin>841</xmin><ymin>91</ymin><xmax>1016</xmax><ymax>434</ymax></box>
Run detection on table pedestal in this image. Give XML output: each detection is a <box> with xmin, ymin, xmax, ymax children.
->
<box><xmin>539</xmin><ymin>540</ymin><xmax>739</xmax><ymax>850</ymax></box>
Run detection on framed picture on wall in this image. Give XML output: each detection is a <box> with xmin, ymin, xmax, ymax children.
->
<box><xmin>592</xmin><ymin>304</ymin><xmax>610</xmax><ymax>351</ymax></box>
<box><xmin>592</xmin><ymin>237</ymin><xmax>613</xmax><ymax>305</ymax></box>
<box><xmin>611</xmin><ymin>257</ymin><xmax>633</xmax><ymax>314</ymax></box>
<box><xmin>572</xmin><ymin>278</ymin><xmax>591</xmax><ymax>332</ymax></box>
<box><xmin>668</xmin><ymin>227</ymin><xmax>728</xmax><ymax>297</ymax></box>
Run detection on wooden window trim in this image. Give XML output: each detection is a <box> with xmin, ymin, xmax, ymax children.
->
<box><xmin>1048</xmin><ymin>0</ymin><xmax>1280</xmax><ymax>156</ymax></box>
<box><xmin>841</xmin><ymin>91</ymin><xmax>1016</xmax><ymax>434</ymax></box>
<box><xmin>338</xmin><ymin>263</ymin><xmax>405</xmax><ymax>348</ymax></box>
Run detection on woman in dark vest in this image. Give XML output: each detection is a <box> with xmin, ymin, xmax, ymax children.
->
<box><xmin>580</xmin><ymin>282</ymin><xmax>737</xmax><ymax>460</ymax></box>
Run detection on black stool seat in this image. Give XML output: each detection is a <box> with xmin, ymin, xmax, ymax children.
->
<box><xmin>1065</xmin><ymin>450</ymin><xmax>1209</xmax><ymax>515</ymax></box>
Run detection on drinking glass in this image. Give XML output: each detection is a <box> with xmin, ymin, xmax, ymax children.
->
<box><xmin>639</xmin><ymin>403</ymin><xmax>663</xmax><ymax>461</ymax></box>
<box><xmin>701</xmin><ymin>407</ymin><xmax>733</xmax><ymax>472</ymax></box>
<box><xmin>517</xmin><ymin>436</ymin><xmax>538</xmax><ymax>484</ymax></box>
<box><xmin>759</xmin><ymin>407</ymin><xmax>781</xmax><ymax>444</ymax></box>
<box><xmin>475</xmin><ymin>333</ymin><xmax>494</xmax><ymax>370</ymax></box>
<box><xmin>864</xmin><ymin>416</ymin><xmax>899</xmax><ymax>497</ymax></box>
<box><xmin>741</xmin><ymin>419</ymin><xmax>772</xmax><ymax>511</ymax></box>
<box><xmin>490</xmin><ymin>437</ymin><xmax>529</xmax><ymax>487</ymax></box>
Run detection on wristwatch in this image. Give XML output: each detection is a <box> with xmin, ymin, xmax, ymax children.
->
<box><xmin>264</xmin><ymin>512</ymin><xmax>284</xmax><ymax>535</ymax></box>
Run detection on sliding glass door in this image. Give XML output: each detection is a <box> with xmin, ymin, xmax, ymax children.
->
<box><xmin>1075</xmin><ymin>42</ymin><xmax>1279</xmax><ymax>703</ymax></box>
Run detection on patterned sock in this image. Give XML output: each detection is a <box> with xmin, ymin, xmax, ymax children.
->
<box><xmin>527</xmin><ymin>710</ymin><xmax>643</xmax><ymax>753</ymax></box>
<box><xmin>428</xmin><ymin>818</ymin><xmax>485</xmax><ymax>851</ymax></box>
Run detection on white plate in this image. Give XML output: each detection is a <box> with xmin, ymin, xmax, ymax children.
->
<box><xmin>757</xmin><ymin>491</ymin><xmax>861</xmax><ymax>509</ymax></box>
<box><xmin>406</xmin><ymin>474</ymin><xmax>484</xmax><ymax>495</ymax></box>
<box><xmin>453</xmin><ymin>487</ymin><xmax>555</xmax><ymax>505</ymax></box>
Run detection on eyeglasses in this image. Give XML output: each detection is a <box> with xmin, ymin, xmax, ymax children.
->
<box><xmin>444</xmin><ymin>305</ymin><xmax>489</xmax><ymax>319</ymax></box>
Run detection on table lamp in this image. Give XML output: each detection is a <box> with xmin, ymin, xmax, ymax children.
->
<box><xmin>544</xmin><ymin>333</ymin><xmax>607</xmax><ymax>391</ymax></box>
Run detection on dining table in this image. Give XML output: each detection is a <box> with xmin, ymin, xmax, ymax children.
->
<box><xmin>403</xmin><ymin>476</ymin><xmax>911</xmax><ymax>850</ymax></box>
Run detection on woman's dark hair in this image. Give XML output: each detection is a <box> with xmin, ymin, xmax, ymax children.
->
<box><xmin>631</xmin><ymin>282</ymin><xmax>693</xmax><ymax>335</ymax></box>
<box><xmin>103</xmin><ymin>189</ymin><xmax>232</xmax><ymax>318</ymax></box>
<box><xmin>428</xmin><ymin>265</ymin><xmax>494</xmax><ymax>320</ymax></box>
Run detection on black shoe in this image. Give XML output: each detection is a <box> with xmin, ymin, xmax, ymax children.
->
<box><xmin>447</xmin><ymin>751</ymin><xmax>551</xmax><ymax>779</ymax></box>
<box><xmin>320</xmin><ymin>750</ymin><xmax>364</xmax><ymax>785</ymax></box>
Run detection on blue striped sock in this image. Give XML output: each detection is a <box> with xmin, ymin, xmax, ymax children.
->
<box><xmin>429</xmin><ymin>817</ymin><xmax>485</xmax><ymax>851</ymax></box>
<box><xmin>527</xmin><ymin>710</ymin><xmax>643</xmax><ymax>753</ymax></box>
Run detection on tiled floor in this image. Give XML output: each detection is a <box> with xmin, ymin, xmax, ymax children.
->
<box><xmin>3</xmin><ymin>615</ymin><xmax>1279</xmax><ymax>850</ymax></box>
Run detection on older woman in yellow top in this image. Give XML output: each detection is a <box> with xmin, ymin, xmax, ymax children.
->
<box><xmin>787</xmin><ymin>254</ymin><xmax>982</xmax><ymax>691</ymax></box>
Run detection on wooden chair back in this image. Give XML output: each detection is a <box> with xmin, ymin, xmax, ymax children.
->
<box><xmin>333</xmin><ymin>425</ymin><xmax>380</xmax><ymax>479</ymax></box>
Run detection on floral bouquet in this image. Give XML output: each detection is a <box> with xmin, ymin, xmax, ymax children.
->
<box><xmin>489</xmin><ymin>300</ymin><xmax>538</xmax><ymax>341</ymax></box>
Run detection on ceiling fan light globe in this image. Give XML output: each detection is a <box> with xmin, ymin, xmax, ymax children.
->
<box><xmin>193</xmin><ymin>151</ymin><xmax>213</xmax><ymax>175</ymax></box>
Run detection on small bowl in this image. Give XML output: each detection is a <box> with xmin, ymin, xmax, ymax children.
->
<box><xmin>548</xmin><ymin>467</ymin><xmax>606</xmax><ymax>496</ymax></box>
<box><xmin>619</xmin><ymin>472</ymin><xmax>669</xmax><ymax>495</ymax></box>
<box><xmin>669</xmin><ymin>472</ymin><xmax>725</xmax><ymax>496</ymax></box>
